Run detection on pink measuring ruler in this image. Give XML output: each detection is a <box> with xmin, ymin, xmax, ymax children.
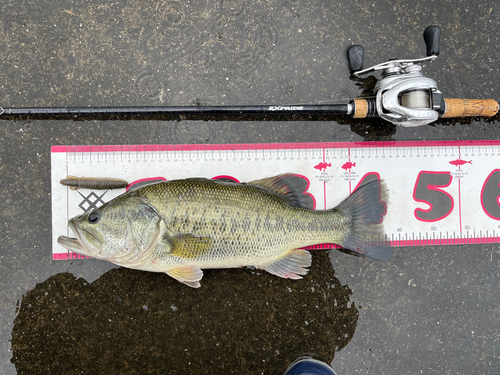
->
<box><xmin>51</xmin><ymin>140</ymin><xmax>500</xmax><ymax>260</ymax></box>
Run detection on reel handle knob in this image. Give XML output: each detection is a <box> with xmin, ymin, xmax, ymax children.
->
<box><xmin>347</xmin><ymin>45</ymin><xmax>364</xmax><ymax>74</ymax></box>
<box><xmin>423</xmin><ymin>25</ymin><xmax>441</xmax><ymax>56</ymax></box>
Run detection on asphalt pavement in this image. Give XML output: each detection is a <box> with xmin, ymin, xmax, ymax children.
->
<box><xmin>1</xmin><ymin>0</ymin><xmax>499</xmax><ymax>373</ymax></box>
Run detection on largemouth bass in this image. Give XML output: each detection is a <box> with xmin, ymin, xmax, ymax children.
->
<box><xmin>58</xmin><ymin>174</ymin><xmax>390</xmax><ymax>287</ymax></box>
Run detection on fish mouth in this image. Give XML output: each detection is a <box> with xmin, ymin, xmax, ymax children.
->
<box><xmin>57</xmin><ymin>220</ymin><xmax>102</xmax><ymax>257</ymax></box>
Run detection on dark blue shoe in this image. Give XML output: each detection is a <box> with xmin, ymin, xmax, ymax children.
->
<box><xmin>283</xmin><ymin>356</ymin><xmax>337</xmax><ymax>375</ymax></box>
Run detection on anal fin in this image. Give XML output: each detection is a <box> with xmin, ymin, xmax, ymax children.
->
<box><xmin>258</xmin><ymin>249</ymin><xmax>312</xmax><ymax>280</ymax></box>
<box><xmin>166</xmin><ymin>265</ymin><xmax>203</xmax><ymax>288</ymax></box>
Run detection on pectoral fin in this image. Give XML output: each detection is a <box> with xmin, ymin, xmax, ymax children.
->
<box><xmin>166</xmin><ymin>265</ymin><xmax>204</xmax><ymax>288</ymax></box>
<box><xmin>162</xmin><ymin>233</ymin><xmax>213</xmax><ymax>259</ymax></box>
<box><xmin>258</xmin><ymin>249</ymin><xmax>312</xmax><ymax>279</ymax></box>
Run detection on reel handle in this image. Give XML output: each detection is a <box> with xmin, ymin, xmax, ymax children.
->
<box><xmin>347</xmin><ymin>45</ymin><xmax>364</xmax><ymax>74</ymax></box>
<box><xmin>423</xmin><ymin>25</ymin><xmax>441</xmax><ymax>57</ymax></box>
<box><xmin>440</xmin><ymin>98</ymin><xmax>499</xmax><ymax>118</ymax></box>
<box><xmin>347</xmin><ymin>25</ymin><xmax>441</xmax><ymax>75</ymax></box>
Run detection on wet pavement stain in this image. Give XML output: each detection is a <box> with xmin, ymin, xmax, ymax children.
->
<box><xmin>11</xmin><ymin>252</ymin><xmax>357</xmax><ymax>374</ymax></box>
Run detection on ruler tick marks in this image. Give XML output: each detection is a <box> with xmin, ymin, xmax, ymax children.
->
<box><xmin>51</xmin><ymin>141</ymin><xmax>500</xmax><ymax>259</ymax></box>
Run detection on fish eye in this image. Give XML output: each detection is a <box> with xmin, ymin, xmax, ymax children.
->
<box><xmin>88</xmin><ymin>211</ymin><xmax>100</xmax><ymax>224</ymax></box>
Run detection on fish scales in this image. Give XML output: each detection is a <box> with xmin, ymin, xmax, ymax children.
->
<box><xmin>140</xmin><ymin>179</ymin><xmax>345</xmax><ymax>268</ymax></box>
<box><xmin>58</xmin><ymin>175</ymin><xmax>390</xmax><ymax>287</ymax></box>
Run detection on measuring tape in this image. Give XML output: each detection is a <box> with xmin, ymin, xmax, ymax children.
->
<box><xmin>51</xmin><ymin>141</ymin><xmax>500</xmax><ymax>260</ymax></box>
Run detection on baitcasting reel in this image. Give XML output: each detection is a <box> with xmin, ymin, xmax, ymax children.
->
<box><xmin>346</xmin><ymin>25</ymin><xmax>498</xmax><ymax>127</ymax></box>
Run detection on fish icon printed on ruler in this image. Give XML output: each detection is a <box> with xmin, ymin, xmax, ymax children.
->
<box><xmin>342</xmin><ymin>161</ymin><xmax>356</xmax><ymax>172</ymax></box>
<box><xmin>449</xmin><ymin>158</ymin><xmax>472</xmax><ymax>167</ymax></box>
<box><xmin>314</xmin><ymin>162</ymin><xmax>333</xmax><ymax>184</ymax></box>
<box><xmin>449</xmin><ymin>157</ymin><xmax>471</xmax><ymax>179</ymax></box>
<box><xmin>341</xmin><ymin>159</ymin><xmax>358</xmax><ymax>182</ymax></box>
<box><xmin>314</xmin><ymin>162</ymin><xmax>331</xmax><ymax>172</ymax></box>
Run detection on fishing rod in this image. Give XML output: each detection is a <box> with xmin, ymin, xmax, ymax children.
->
<box><xmin>1</xmin><ymin>26</ymin><xmax>497</xmax><ymax>127</ymax></box>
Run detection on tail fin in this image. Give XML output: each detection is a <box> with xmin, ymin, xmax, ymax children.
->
<box><xmin>336</xmin><ymin>180</ymin><xmax>390</xmax><ymax>260</ymax></box>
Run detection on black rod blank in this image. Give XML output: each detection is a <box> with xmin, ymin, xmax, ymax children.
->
<box><xmin>1</xmin><ymin>104</ymin><xmax>350</xmax><ymax>117</ymax></box>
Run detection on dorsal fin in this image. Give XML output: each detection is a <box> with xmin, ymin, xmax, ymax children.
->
<box><xmin>248</xmin><ymin>174</ymin><xmax>315</xmax><ymax>209</ymax></box>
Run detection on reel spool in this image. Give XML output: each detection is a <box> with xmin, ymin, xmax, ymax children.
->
<box><xmin>399</xmin><ymin>90</ymin><xmax>432</xmax><ymax>109</ymax></box>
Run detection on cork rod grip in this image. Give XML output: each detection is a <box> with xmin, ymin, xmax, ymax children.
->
<box><xmin>441</xmin><ymin>98</ymin><xmax>499</xmax><ymax>118</ymax></box>
<box><xmin>353</xmin><ymin>99</ymin><xmax>368</xmax><ymax>118</ymax></box>
<box><xmin>352</xmin><ymin>98</ymin><xmax>378</xmax><ymax>118</ymax></box>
